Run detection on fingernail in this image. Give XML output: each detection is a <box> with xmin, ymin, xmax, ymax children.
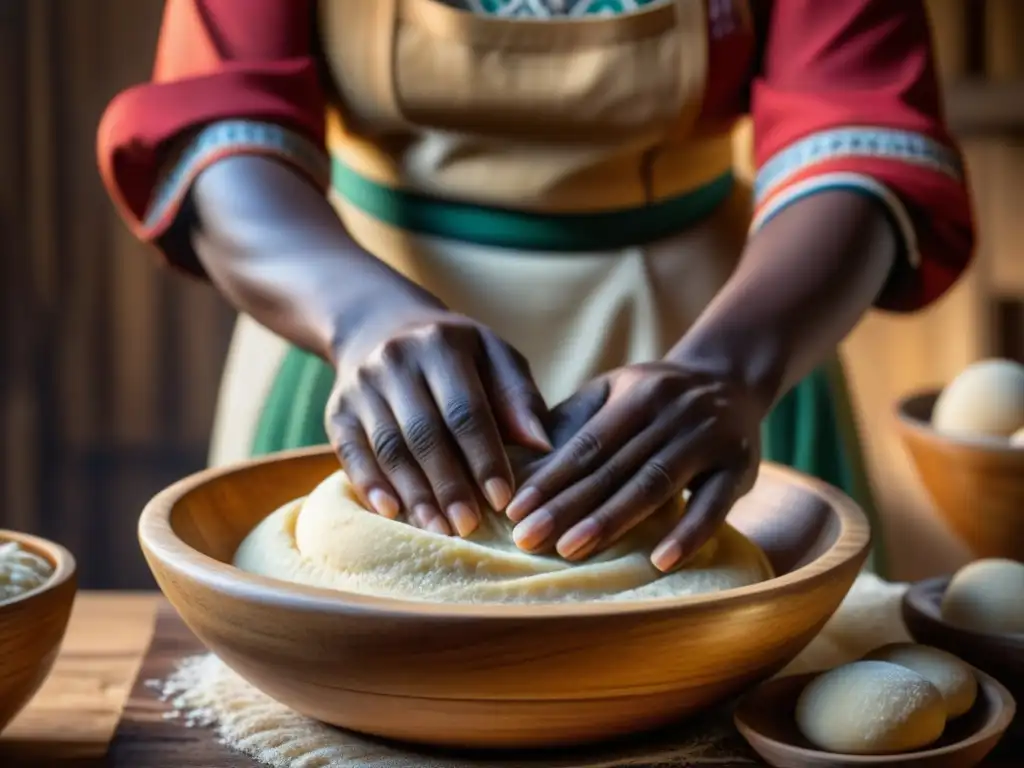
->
<box><xmin>447</xmin><ymin>502</ymin><xmax>479</xmax><ymax>538</ymax></box>
<box><xmin>506</xmin><ymin>487</ymin><xmax>542</xmax><ymax>523</ymax></box>
<box><xmin>368</xmin><ymin>489</ymin><xmax>400</xmax><ymax>519</ymax></box>
<box><xmin>427</xmin><ymin>517</ymin><xmax>452</xmax><ymax>536</ymax></box>
<box><xmin>416</xmin><ymin>504</ymin><xmax>451</xmax><ymax>536</ymax></box>
<box><xmin>528</xmin><ymin>415</ymin><xmax>553</xmax><ymax>451</ymax></box>
<box><xmin>484</xmin><ymin>478</ymin><xmax>512</xmax><ymax>510</ymax></box>
<box><xmin>651</xmin><ymin>540</ymin><xmax>683</xmax><ymax>572</ymax></box>
<box><xmin>557</xmin><ymin>520</ymin><xmax>601</xmax><ymax>560</ymax></box>
<box><xmin>512</xmin><ymin>509</ymin><xmax>554</xmax><ymax>551</ymax></box>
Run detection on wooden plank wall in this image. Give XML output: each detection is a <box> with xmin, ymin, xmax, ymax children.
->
<box><xmin>0</xmin><ymin>1</ymin><xmax>1021</xmax><ymax>587</ymax></box>
<box><xmin>0</xmin><ymin>0</ymin><xmax>234</xmax><ymax>588</ymax></box>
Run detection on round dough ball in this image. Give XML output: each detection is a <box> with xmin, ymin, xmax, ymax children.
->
<box><xmin>932</xmin><ymin>358</ymin><xmax>1024</xmax><ymax>440</ymax></box>
<box><xmin>1011</xmin><ymin>426</ymin><xmax>1024</xmax><ymax>447</ymax></box>
<box><xmin>942</xmin><ymin>558</ymin><xmax>1024</xmax><ymax>635</ymax></box>
<box><xmin>795</xmin><ymin>661</ymin><xmax>946</xmax><ymax>755</ymax></box>
<box><xmin>864</xmin><ymin>643</ymin><xmax>977</xmax><ymax>718</ymax></box>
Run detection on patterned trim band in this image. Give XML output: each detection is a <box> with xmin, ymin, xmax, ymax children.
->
<box><xmin>754</xmin><ymin>127</ymin><xmax>963</xmax><ymax>204</ymax></box>
<box><xmin>751</xmin><ymin>171</ymin><xmax>920</xmax><ymax>268</ymax></box>
<box><xmin>144</xmin><ymin>120</ymin><xmax>331</xmax><ymax>234</ymax></box>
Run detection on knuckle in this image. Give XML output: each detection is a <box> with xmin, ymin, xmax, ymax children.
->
<box><xmin>335</xmin><ymin>439</ymin><xmax>368</xmax><ymax>471</ymax></box>
<box><xmin>442</xmin><ymin>397</ymin><xmax>483</xmax><ymax>438</ymax></box>
<box><xmin>403</xmin><ymin>414</ymin><xmax>443</xmax><ymax>458</ymax></box>
<box><xmin>370</xmin><ymin>427</ymin><xmax>407</xmax><ymax>471</ymax></box>
<box><xmin>568</xmin><ymin>430</ymin><xmax>603</xmax><ymax>466</ymax></box>
<box><xmin>636</xmin><ymin>461</ymin><xmax>676</xmax><ymax>501</ymax></box>
<box><xmin>374</xmin><ymin>338</ymin><xmax>408</xmax><ymax>369</ymax></box>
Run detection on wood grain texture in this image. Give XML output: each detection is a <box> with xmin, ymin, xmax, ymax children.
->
<box><xmin>895</xmin><ymin>393</ymin><xmax>1024</xmax><ymax>562</ymax></box>
<box><xmin>0</xmin><ymin>592</ymin><xmax>157</xmax><ymax>766</ymax></box>
<box><xmin>0</xmin><ymin>531</ymin><xmax>77</xmax><ymax>733</ymax></box>
<box><xmin>734</xmin><ymin>671</ymin><xmax>1016</xmax><ymax>768</ymax></box>
<box><xmin>137</xmin><ymin>446</ymin><xmax>870</xmax><ymax>749</ymax></box>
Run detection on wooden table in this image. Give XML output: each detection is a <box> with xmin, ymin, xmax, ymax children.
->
<box><xmin>0</xmin><ymin>593</ymin><xmax>1018</xmax><ymax>767</ymax></box>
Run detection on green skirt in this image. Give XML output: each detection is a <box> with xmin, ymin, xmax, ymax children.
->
<box><xmin>251</xmin><ymin>348</ymin><xmax>884</xmax><ymax>575</ymax></box>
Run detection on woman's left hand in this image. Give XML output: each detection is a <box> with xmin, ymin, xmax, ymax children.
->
<box><xmin>506</xmin><ymin>361</ymin><xmax>765</xmax><ymax>572</ymax></box>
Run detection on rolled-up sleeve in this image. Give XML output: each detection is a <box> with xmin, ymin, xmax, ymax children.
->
<box><xmin>96</xmin><ymin>0</ymin><xmax>330</xmax><ymax>275</ymax></box>
<box><xmin>750</xmin><ymin>0</ymin><xmax>975</xmax><ymax>312</ymax></box>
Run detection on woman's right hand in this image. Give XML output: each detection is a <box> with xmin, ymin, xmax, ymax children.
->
<box><xmin>326</xmin><ymin>302</ymin><xmax>552</xmax><ymax>538</ymax></box>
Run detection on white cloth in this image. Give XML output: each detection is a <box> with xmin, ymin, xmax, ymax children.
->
<box><xmin>156</xmin><ymin>573</ymin><xmax>909</xmax><ymax>767</ymax></box>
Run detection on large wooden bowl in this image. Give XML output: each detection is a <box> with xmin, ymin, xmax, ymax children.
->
<box><xmin>895</xmin><ymin>391</ymin><xmax>1024</xmax><ymax>561</ymax></box>
<box><xmin>138</xmin><ymin>447</ymin><xmax>870</xmax><ymax>749</ymax></box>
<box><xmin>0</xmin><ymin>530</ymin><xmax>77</xmax><ymax>733</ymax></box>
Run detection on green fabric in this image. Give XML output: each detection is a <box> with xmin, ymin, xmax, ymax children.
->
<box><xmin>333</xmin><ymin>158</ymin><xmax>736</xmax><ymax>252</ymax></box>
<box><xmin>252</xmin><ymin>348</ymin><xmax>885</xmax><ymax>576</ymax></box>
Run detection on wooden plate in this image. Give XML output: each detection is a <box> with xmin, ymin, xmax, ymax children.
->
<box><xmin>734</xmin><ymin>669</ymin><xmax>1016</xmax><ymax>767</ymax></box>
<box><xmin>903</xmin><ymin>576</ymin><xmax>1023</xmax><ymax>735</ymax></box>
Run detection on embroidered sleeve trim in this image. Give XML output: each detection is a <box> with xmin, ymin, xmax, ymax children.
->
<box><xmin>144</xmin><ymin>120</ymin><xmax>331</xmax><ymax>235</ymax></box>
<box><xmin>754</xmin><ymin>127</ymin><xmax>963</xmax><ymax>205</ymax></box>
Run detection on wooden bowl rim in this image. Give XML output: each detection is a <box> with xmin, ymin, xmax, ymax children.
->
<box><xmin>894</xmin><ymin>389</ymin><xmax>1024</xmax><ymax>457</ymax></box>
<box><xmin>733</xmin><ymin>668</ymin><xmax>1017</xmax><ymax>764</ymax></box>
<box><xmin>138</xmin><ymin>446</ymin><xmax>870</xmax><ymax>620</ymax></box>
<box><xmin>903</xmin><ymin>576</ymin><xmax>1024</xmax><ymax>648</ymax></box>
<box><xmin>0</xmin><ymin>529</ymin><xmax>76</xmax><ymax>610</ymax></box>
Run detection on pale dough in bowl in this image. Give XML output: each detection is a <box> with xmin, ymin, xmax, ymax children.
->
<box><xmin>233</xmin><ymin>471</ymin><xmax>773</xmax><ymax>604</ymax></box>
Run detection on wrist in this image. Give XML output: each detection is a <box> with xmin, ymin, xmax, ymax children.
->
<box><xmin>326</xmin><ymin>280</ymin><xmax>448</xmax><ymax>368</ymax></box>
<box><xmin>666</xmin><ymin>324</ymin><xmax>789</xmax><ymax>417</ymax></box>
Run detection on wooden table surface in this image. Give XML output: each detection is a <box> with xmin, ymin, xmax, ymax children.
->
<box><xmin>0</xmin><ymin>593</ymin><xmax>1018</xmax><ymax>767</ymax></box>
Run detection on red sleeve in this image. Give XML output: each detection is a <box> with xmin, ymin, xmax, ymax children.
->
<box><xmin>750</xmin><ymin>0</ymin><xmax>975</xmax><ymax>312</ymax></box>
<box><xmin>96</xmin><ymin>0</ymin><xmax>326</xmax><ymax>263</ymax></box>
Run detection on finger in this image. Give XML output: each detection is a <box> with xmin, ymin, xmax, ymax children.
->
<box><xmin>326</xmin><ymin>407</ymin><xmax>401</xmax><ymax>520</ymax></box>
<box><xmin>480</xmin><ymin>333</ymin><xmax>552</xmax><ymax>452</ymax></box>
<box><xmin>357</xmin><ymin>386</ymin><xmax>452</xmax><ymax>536</ymax></box>
<box><xmin>544</xmin><ymin>379</ymin><xmax>610</xmax><ymax>449</ymax></box>
<box><xmin>650</xmin><ymin>465</ymin><xmax>749</xmax><ymax>572</ymax></box>
<box><xmin>511</xmin><ymin>387</ymin><xmax>707</xmax><ymax>555</ymax></box>
<box><xmin>421</xmin><ymin>353</ymin><xmax>514</xmax><ymax>512</ymax></box>
<box><xmin>381</xmin><ymin>366</ymin><xmax>483</xmax><ymax>538</ymax></box>
<box><xmin>556</xmin><ymin>419</ymin><xmax>720</xmax><ymax>561</ymax></box>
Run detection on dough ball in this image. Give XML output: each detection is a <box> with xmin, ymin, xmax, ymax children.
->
<box><xmin>795</xmin><ymin>661</ymin><xmax>946</xmax><ymax>755</ymax></box>
<box><xmin>932</xmin><ymin>358</ymin><xmax>1024</xmax><ymax>440</ymax></box>
<box><xmin>1011</xmin><ymin>426</ymin><xmax>1024</xmax><ymax>447</ymax></box>
<box><xmin>864</xmin><ymin>643</ymin><xmax>977</xmax><ymax>718</ymax></box>
<box><xmin>942</xmin><ymin>558</ymin><xmax>1024</xmax><ymax>635</ymax></box>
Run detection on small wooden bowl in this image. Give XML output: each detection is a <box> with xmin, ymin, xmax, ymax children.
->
<box><xmin>895</xmin><ymin>391</ymin><xmax>1024</xmax><ymax>561</ymax></box>
<box><xmin>139</xmin><ymin>447</ymin><xmax>871</xmax><ymax>749</ymax></box>
<box><xmin>903</xmin><ymin>577</ymin><xmax>1023</xmax><ymax>724</ymax></box>
<box><xmin>0</xmin><ymin>530</ymin><xmax>77</xmax><ymax>733</ymax></box>
<box><xmin>734</xmin><ymin>669</ymin><xmax>1016</xmax><ymax>767</ymax></box>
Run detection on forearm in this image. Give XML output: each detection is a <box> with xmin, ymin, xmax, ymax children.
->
<box><xmin>669</xmin><ymin>190</ymin><xmax>897</xmax><ymax>410</ymax></box>
<box><xmin>182</xmin><ymin>155</ymin><xmax>440</xmax><ymax>362</ymax></box>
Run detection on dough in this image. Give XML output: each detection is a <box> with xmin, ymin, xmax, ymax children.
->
<box><xmin>1011</xmin><ymin>426</ymin><xmax>1024</xmax><ymax>447</ymax></box>
<box><xmin>864</xmin><ymin>643</ymin><xmax>977</xmax><ymax>718</ymax></box>
<box><xmin>932</xmin><ymin>358</ymin><xmax>1024</xmax><ymax>440</ymax></box>
<box><xmin>795</xmin><ymin>661</ymin><xmax>946</xmax><ymax>755</ymax></box>
<box><xmin>233</xmin><ymin>471</ymin><xmax>772</xmax><ymax>604</ymax></box>
<box><xmin>942</xmin><ymin>558</ymin><xmax>1024</xmax><ymax>635</ymax></box>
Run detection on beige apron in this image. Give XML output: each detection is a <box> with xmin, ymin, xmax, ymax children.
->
<box><xmin>209</xmin><ymin>0</ymin><xmax>751</xmax><ymax>467</ymax></box>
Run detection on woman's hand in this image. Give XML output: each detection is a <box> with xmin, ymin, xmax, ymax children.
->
<box><xmin>326</xmin><ymin>302</ymin><xmax>552</xmax><ymax>538</ymax></box>
<box><xmin>506</xmin><ymin>361</ymin><xmax>764</xmax><ymax>572</ymax></box>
